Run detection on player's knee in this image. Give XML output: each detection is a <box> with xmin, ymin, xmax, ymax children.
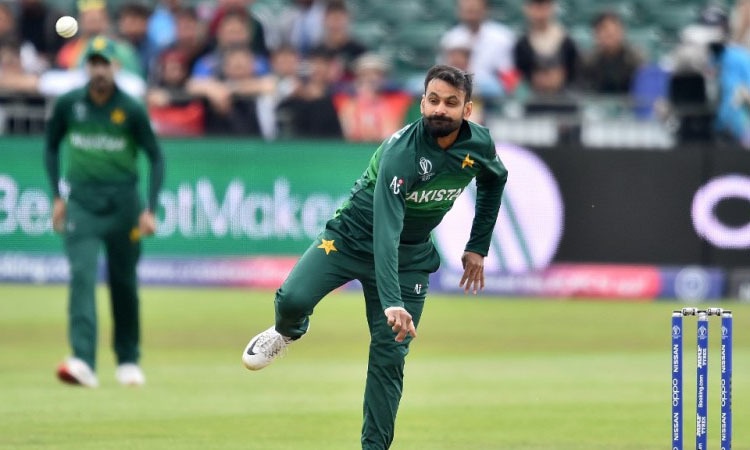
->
<box><xmin>369</xmin><ymin>341</ymin><xmax>409</xmax><ymax>366</ymax></box>
<box><xmin>69</xmin><ymin>264</ymin><xmax>96</xmax><ymax>285</ymax></box>
<box><xmin>275</xmin><ymin>286</ymin><xmax>313</xmax><ymax>318</ymax></box>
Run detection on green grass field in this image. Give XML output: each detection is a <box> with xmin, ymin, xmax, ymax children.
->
<box><xmin>0</xmin><ymin>283</ymin><xmax>748</xmax><ymax>450</ymax></box>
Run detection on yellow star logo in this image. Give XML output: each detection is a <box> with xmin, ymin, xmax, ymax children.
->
<box><xmin>462</xmin><ymin>154</ymin><xmax>475</xmax><ymax>169</ymax></box>
<box><xmin>111</xmin><ymin>108</ymin><xmax>126</xmax><ymax>124</ymax></box>
<box><xmin>91</xmin><ymin>35</ymin><xmax>107</xmax><ymax>50</ymax></box>
<box><xmin>317</xmin><ymin>239</ymin><xmax>337</xmax><ymax>255</ymax></box>
<box><xmin>129</xmin><ymin>227</ymin><xmax>141</xmax><ymax>242</ymax></box>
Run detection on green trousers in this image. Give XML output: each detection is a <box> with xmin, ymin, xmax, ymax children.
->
<box><xmin>63</xmin><ymin>185</ymin><xmax>142</xmax><ymax>370</ymax></box>
<box><xmin>274</xmin><ymin>230</ymin><xmax>441</xmax><ymax>450</ymax></box>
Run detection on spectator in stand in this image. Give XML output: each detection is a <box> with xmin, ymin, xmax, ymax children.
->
<box><xmin>147</xmin><ymin>48</ymin><xmax>205</xmax><ymax>137</ymax></box>
<box><xmin>579</xmin><ymin>11</ymin><xmax>643</xmax><ymax>94</ymax></box>
<box><xmin>276</xmin><ymin>47</ymin><xmax>342</xmax><ymax>139</ymax></box>
<box><xmin>192</xmin><ymin>9</ymin><xmax>269</xmax><ymax>79</ymax></box>
<box><xmin>667</xmin><ymin>5</ymin><xmax>728</xmax><ymax>143</ymax></box>
<box><xmin>731</xmin><ymin>0</ymin><xmax>750</xmax><ymax>51</ymax></box>
<box><xmin>18</xmin><ymin>0</ymin><xmax>66</xmax><ymax>67</ymax></box>
<box><xmin>155</xmin><ymin>6</ymin><xmax>209</xmax><ymax>77</ymax></box>
<box><xmin>440</xmin><ymin>0</ymin><xmax>516</xmax><ymax>92</ymax></box>
<box><xmin>255</xmin><ymin>45</ymin><xmax>302</xmax><ymax>139</ymax></box>
<box><xmin>56</xmin><ymin>0</ymin><xmax>142</xmax><ymax>78</ymax></box>
<box><xmin>438</xmin><ymin>31</ymin><xmax>504</xmax><ymax>122</ymax></box>
<box><xmin>525</xmin><ymin>53</ymin><xmax>576</xmax><ymax>101</ymax></box>
<box><xmin>147</xmin><ymin>48</ymin><xmax>190</xmax><ymax>108</ymax></box>
<box><xmin>312</xmin><ymin>0</ymin><xmax>367</xmax><ymax>84</ymax></box>
<box><xmin>0</xmin><ymin>3</ymin><xmax>48</xmax><ymax>74</ymax></box>
<box><xmin>403</xmin><ymin>29</ymin><xmax>504</xmax><ymax>119</ymax></box>
<box><xmin>188</xmin><ymin>45</ymin><xmax>275</xmax><ymax>136</ymax></box>
<box><xmin>513</xmin><ymin>0</ymin><xmax>579</xmax><ymax>88</ymax></box>
<box><xmin>270</xmin><ymin>45</ymin><xmax>301</xmax><ymax>103</ymax></box>
<box><xmin>0</xmin><ymin>37</ymin><xmax>45</xmax><ymax>134</ymax></box>
<box><xmin>116</xmin><ymin>2</ymin><xmax>158</xmax><ymax>79</ymax></box>
<box><xmin>333</xmin><ymin>53</ymin><xmax>412</xmax><ymax>142</ymax></box>
<box><xmin>523</xmin><ymin>53</ymin><xmax>580</xmax><ymax>144</ymax></box>
<box><xmin>207</xmin><ymin>0</ymin><xmax>270</xmax><ymax>59</ymax></box>
<box><xmin>147</xmin><ymin>0</ymin><xmax>183</xmax><ymax>52</ymax></box>
<box><xmin>715</xmin><ymin>42</ymin><xmax>750</xmax><ymax>147</ymax></box>
<box><xmin>272</xmin><ymin>0</ymin><xmax>327</xmax><ymax>56</ymax></box>
<box><xmin>710</xmin><ymin>5</ymin><xmax>750</xmax><ymax>148</ymax></box>
<box><xmin>0</xmin><ymin>39</ymin><xmax>40</xmax><ymax>94</ymax></box>
<box><xmin>221</xmin><ymin>45</ymin><xmax>275</xmax><ymax>97</ymax></box>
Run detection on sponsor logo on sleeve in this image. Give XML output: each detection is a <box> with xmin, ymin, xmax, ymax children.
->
<box><xmin>390</xmin><ymin>176</ymin><xmax>403</xmax><ymax>195</ymax></box>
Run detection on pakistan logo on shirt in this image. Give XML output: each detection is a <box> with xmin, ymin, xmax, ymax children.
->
<box><xmin>111</xmin><ymin>108</ymin><xmax>126</xmax><ymax>125</ymax></box>
<box><xmin>418</xmin><ymin>157</ymin><xmax>433</xmax><ymax>181</ymax></box>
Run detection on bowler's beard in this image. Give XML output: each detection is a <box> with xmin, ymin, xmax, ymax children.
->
<box><xmin>423</xmin><ymin>115</ymin><xmax>461</xmax><ymax>138</ymax></box>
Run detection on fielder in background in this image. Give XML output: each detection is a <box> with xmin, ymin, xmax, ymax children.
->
<box><xmin>241</xmin><ymin>64</ymin><xmax>508</xmax><ymax>450</ymax></box>
<box><xmin>44</xmin><ymin>36</ymin><xmax>165</xmax><ymax>388</ymax></box>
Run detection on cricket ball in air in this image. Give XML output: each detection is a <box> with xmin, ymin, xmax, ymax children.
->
<box><xmin>55</xmin><ymin>16</ymin><xmax>78</xmax><ymax>38</ymax></box>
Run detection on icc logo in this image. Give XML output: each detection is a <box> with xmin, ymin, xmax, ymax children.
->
<box><xmin>722</xmin><ymin>326</ymin><xmax>729</xmax><ymax>339</ymax></box>
<box><xmin>672</xmin><ymin>326</ymin><xmax>681</xmax><ymax>338</ymax></box>
<box><xmin>418</xmin><ymin>158</ymin><xmax>433</xmax><ymax>181</ymax></box>
<box><xmin>698</xmin><ymin>326</ymin><xmax>708</xmax><ymax>339</ymax></box>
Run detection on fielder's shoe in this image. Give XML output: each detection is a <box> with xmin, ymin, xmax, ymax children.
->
<box><xmin>242</xmin><ymin>326</ymin><xmax>293</xmax><ymax>370</ymax></box>
<box><xmin>56</xmin><ymin>357</ymin><xmax>99</xmax><ymax>388</ymax></box>
<box><xmin>115</xmin><ymin>363</ymin><xmax>146</xmax><ymax>387</ymax></box>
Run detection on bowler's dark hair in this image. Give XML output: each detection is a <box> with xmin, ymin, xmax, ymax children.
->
<box><xmin>423</xmin><ymin>65</ymin><xmax>473</xmax><ymax>103</ymax></box>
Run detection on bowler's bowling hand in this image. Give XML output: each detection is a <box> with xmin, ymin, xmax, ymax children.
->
<box><xmin>384</xmin><ymin>307</ymin><xmax>417</xmax><ymax>342</ymax></box>
<box><xmin>459</xmin><ymin>251</ymin><xmax>485</xmax><ymax>294</ymax></box>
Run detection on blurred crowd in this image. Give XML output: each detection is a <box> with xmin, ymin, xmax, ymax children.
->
<box><xmin>1</xmin><ymin>0</ymin><xmax>750</xmax><ymax>148</ymax></box>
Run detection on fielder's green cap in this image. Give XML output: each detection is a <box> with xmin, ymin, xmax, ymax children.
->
<box><xmin>85</xmin><ymin>35</ymin><xmax>117</xmax><ymax>63</ymax></box>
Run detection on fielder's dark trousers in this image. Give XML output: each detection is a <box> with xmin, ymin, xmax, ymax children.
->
<box><xmin>274</xmin><ymin>231</ymin><xmax>440</xmax><ymax>450</ymax></box>
<box><xmin>63</xmin><ymin>186</ymin><xmax>141</xmax><ymax>370</ymax></box>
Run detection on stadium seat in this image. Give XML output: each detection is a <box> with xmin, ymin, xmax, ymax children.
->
<box><xmin>368</xmin><ymin>0</ymin><xmax>427</xmax><ymax>28</ymax></box>
<box><xmin>571</xmin><ymin>0</ymin><xmax>639</xmax><ymax>25</ymax></box>
<box><xmin>626</xmin><ymin>26</ymin><xmax>662</xmax><ymax>62</ymax></box>
<box><xmin>351</xmin><ymin>21</ymin><xmax>389</xmax><ymax>49</ymax></box>
<box><xmin>391</xmin><ymin>23</ymin><xmax>451</xmax><ymax>73</ymax></box>
<box><xmin>424</xmin><ymin>0</ymin><xmax>457</xmax><ymax>21</ymax></box>
<box><xmin>640</xmin><ymin>3</ymin><xmax>699</xmax><ymax>34</ymax></box>
<box><xmin>568</xmin><ymin>25</ymin><xmax>594</xmax><ymax>52</ymax></box>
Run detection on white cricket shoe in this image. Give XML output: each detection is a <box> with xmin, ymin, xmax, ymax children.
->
<box><xmin>242</xmin><ymin>326</ymin><xmax>293</xmax><ymax>370</ymax></box>
<box><xmin>56</xmin><ymin>357</ymin><xmax>99</xmax><ymax>388</ymax></box>
<box><xmin>116</xmin><ymin>363</ymin><xmax>146</xmax><ymax>387</ymax></box>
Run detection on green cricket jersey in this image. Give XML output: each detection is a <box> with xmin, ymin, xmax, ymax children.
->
<box><xmin>328</xmin><ymin>118</ymin><xmax>508</xmax><ymax>309</ymax></box>
<box><xmin>44</xmin><ymin>84</ymin><xmax>164</xmax><ymax>210</ymax></box>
